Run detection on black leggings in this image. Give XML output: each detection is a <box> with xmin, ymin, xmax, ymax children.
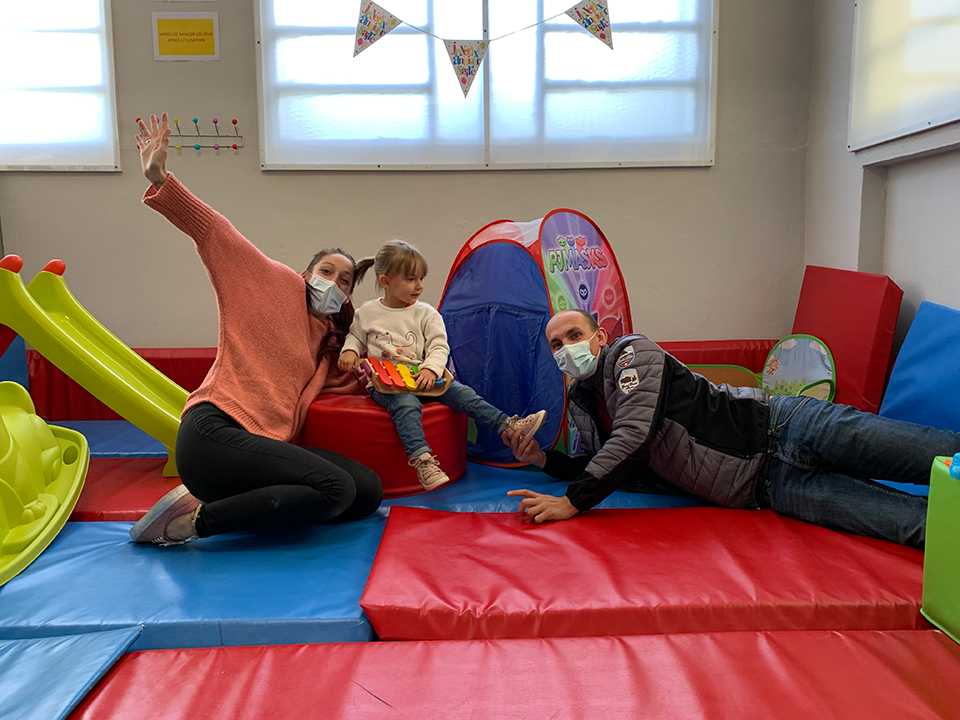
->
<box><xmin>176</xmin><ymin>403</ymin><xmax>383</xmax><ymax>538</ymax></box>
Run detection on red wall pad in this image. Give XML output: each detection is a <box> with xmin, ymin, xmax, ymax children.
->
<box><xmin>361</xmin><ymin>507</ymin><xmax>925</xmax><ymax>640</ymax></box>
<box><xmin>71</xmin><ymin>631</ymin><xmax>960</xmax><ymax>720</ymax></box>
<box><xmin>301</xmin><ymin>395</ymin><xmax>468</xmax><ymax>498</ymax></box>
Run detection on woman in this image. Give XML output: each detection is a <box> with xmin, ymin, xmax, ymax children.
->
<box><xmin>130</xmin><ymin>113</ymin><xmax>382</xmax><ymax>546</ymax></box>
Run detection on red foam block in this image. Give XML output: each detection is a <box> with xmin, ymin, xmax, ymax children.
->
<box><xmin>361</xmin><ymin>507</ymin><xmax>926</xmax><ymax>640</ymax></box>
<box><xmin>71</xmin><ymin>458</ymin><xmax>181</xmax><ymax>522</ymax></box>
<box><xmin>301</xmin><ymin>394</ymin><xmax>467</xmax><ymax>498</ymax></box>
<box><xmin>792</xmin><ymin>265</ymin><xmax>902</xmax><ymax>414</ymax></box>
<box><xmin>70</xmin><ymin>630</ymin><xmax>960</xmax><ymax>720</ymax></box>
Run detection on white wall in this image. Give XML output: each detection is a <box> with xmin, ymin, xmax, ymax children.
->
<box><xmin>0</xmin><ymin>1</ymin><xmax>813</xmax><ymax>348</ymax></box>
<box><xmin>884</xmin><ymin>149</ymin><xmax>960</xmax><ymax>345</ymax></box>
<box><xmin>805</xmin><ymin>0</ymin><xmax>960</xmax><ymax>345</ymax></box>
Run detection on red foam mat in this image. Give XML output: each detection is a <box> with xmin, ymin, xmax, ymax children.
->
<box><xmin>361</xmin><ymin>507</ymin><xmax>925</xmax><ymax>640</ymax></box>
<box><xmin>71</xmin><ymin>458</ymin><xmax>180</xmax><ymax>522</ymax></box>
<box><xmin>71</xmin><ymin>630</ymin><xmax>960</xmax><ymax>719</ymax></box>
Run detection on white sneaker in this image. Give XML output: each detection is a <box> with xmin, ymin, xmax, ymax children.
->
<box><xmin>502</xmin><ymin>410</ymin><xmax>547</xmax><ymax>441</ymax></box>
<box><xmin>409</xmin><ymin>452</ymin><xmax>451</xmax><ymax>490</ymax></box>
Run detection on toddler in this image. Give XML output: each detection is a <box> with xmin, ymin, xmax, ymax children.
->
<box><xmin>339</xmin><ymin>240</ymin><xmax>546</xmax><ymax>489</ymax></box>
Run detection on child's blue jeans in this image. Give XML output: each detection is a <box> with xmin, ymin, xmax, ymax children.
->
<box><xmin>370</xmin><ymin>381</ymin><xmax>510</xmax><ymax>459</ymax></box>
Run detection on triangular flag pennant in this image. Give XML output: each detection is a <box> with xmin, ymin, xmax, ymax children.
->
<box><xmin>354</xmin><ymin>1</ymin><xmax>402</xmax><ymax>57</ymax></box>
<box><xmin>443</xmin><ymin>40</ymin><xmax>488</xmax><ymax>98</ymax></box>
<box><xmin>566</xmin><ymin>1</ymin><xmax>613</xmax><ymax>49</ymax></box>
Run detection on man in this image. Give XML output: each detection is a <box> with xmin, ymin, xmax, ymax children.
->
<box><xmin>505</xmin><ymin>309</ymin><xmax>958</xmax><ymax>547</ymax></box>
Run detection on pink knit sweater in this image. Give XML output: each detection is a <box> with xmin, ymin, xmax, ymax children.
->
<box><xmin>143</xmin><ymin>174</ymin><xmax>359</xmax><ymax>442</ymax></box>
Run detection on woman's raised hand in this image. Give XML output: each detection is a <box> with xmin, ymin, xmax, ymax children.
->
<box><xmin>137</xmin><ymin>113</ymin><xmax>171</xmax><ymax>187</ymax></box>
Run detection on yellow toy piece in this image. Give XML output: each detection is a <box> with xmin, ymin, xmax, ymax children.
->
<box><xmin>0</xmin><ymin>381</ymin><xmax>89</xmax><ymax>586</ymax></box>
<box><xmin>0</xmin><ymin>257</ymin><xmax>186</xmax><ymax>476</ymax></box>
<box><xmin>395</xmin><ymin>363</ymin><xmax>417</xmax><ymax>390</ymax></box>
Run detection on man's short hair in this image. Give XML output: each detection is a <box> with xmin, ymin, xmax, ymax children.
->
<box><xmin>565</xmin><ymin>309</ymin><xmax>599</xmax><ymax>333</ymax></box>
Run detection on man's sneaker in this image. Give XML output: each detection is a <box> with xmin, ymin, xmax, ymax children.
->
<box><xmin>502</xmin><ymin>410</ymin><xmax>547</xmax><ymax>441</ymax></box>
<box><xmin>129</xmin><ymin>485</ymin><xmax>201</xmax><ymax>546</ymax></box>
<box><xmin>409</xmin><ymin>452</ymin><xmax>451</xmax><ymax>490</ymax></box>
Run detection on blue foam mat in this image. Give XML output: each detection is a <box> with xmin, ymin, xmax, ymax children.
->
<box><xmin>0</xmin><ymin>626</ymin><xmax>141</xmax><ymax>720</ymax></box>
<box><xmin>385</xmin><ymin>463</ymin><xmax>707</xmax><ymax>512</ymax></box>
<box><xmin>54</xmin><ymin>421</ymin><xmax>166</xmax><ymax>458</ymax></box>
<box><xmin>0</xmin><ymin>515</ymin><xmax>387</xmax><ymax>650</ymax></box>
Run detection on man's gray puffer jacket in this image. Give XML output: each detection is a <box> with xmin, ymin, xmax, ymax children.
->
<box><xmin>543</xmin><ymin>334</ymin><xmax>770</xmax><ymax>512</ymax></box>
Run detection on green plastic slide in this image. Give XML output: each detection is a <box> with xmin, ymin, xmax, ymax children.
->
<box><xmin>0</xmin><ymin>257</ymin><xmax>186</xmax><ymax>476</ymax></box>
<box><xmin>0</xmin><ymin>381</ymin><xmax>88</xmax><ymax>586</ymax></box>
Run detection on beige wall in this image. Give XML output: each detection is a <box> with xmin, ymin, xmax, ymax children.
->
<box><xmin>1</xmin><ymin>1</ymin><xmax>813</xmax><ymax>348</ymax></box>
<box><xmin>805</xmin><ymin>0</ymin><xmax>960</xmax><ymax>345</ymax></box>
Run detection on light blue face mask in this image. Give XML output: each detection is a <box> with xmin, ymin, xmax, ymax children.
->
<box><xmin>306</xmin><ymin>273</ymin><xmax>348</xmax><ymax>316</ymax></box>
<box><xmin>553</xmin><ymin>332</ymin><xmax>599</xmax><ymax>379</ymax></box>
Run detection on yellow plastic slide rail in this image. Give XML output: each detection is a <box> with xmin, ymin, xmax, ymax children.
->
<box><xmin>0</xmin><ymin>256</ymin><xmax>185</xmax><ymax>476</ymax></box>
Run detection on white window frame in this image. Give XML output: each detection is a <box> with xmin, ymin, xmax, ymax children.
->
<box><xmin>254</xmin><ymin>1</ymin><xmax>718</xmax><ymax>171</ymax></box>
<box><xmin>0</xmin><ymin>0</ymin><xmax>121</xmax><ymax>172</ymax></box>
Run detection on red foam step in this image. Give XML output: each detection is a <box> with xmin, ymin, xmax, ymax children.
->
<box><xmin>71</xmin><ymin>458</ymin><xmax>181</xmax><ymax>522</ymax></box>
<box><xmin>361</xmin><ymin>506</ymin><xmax>926</xmax><ymax>640</ymax></box>
<box><xmin>70</xmin><ymin>630</ymin><xmax>960</xmax><ymax>719</ymax></box>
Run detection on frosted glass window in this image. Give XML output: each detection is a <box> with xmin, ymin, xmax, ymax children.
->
<box><xmin>257</xmin><ymin>0</ymin><xmax>716</xmax><ymax>169</ymax></box>
<box><xmin>849</xmin><ymin>0</ymin><xmax>960</xmax><ymax>150</ymax></box>
<box><xmin>0</xmin><ymin>0</ymin><xmax>119</xmax><ymax>170</ymax></box>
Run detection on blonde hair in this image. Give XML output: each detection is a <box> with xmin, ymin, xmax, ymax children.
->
<box><xmin>354</xmin><ymin>239</ymin><xmax>428</xmax><ymax>294</ymax></box>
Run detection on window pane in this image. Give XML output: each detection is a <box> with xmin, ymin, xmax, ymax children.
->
<box><xmin>278</xmin><ymin>93</ymin><xmax>429</xmax><ymax>141</ymax></box>
<box><xmin>0</xmin><ymin>33</ymin><xmax>103</xmax><ymax>89</ymax></box>
<box><xmin>545</xmin><ymin>31</ymin><xmax>697</xmax><ymax>82</ymax></box>
<box><xmin>276</xmin><ymin>34</ymin><xmax>429</xmax><ymax>85</ymax></box>
<box><xmin>273</xmin><ymin>0</ymin><xmax>427</xmax><ymax>28</ymax></box>
<box><xmin>544</xmin><ymin>89</ymin><xmax>695</xmax><ymax>139</ymax></box>
<box><xmin>5</xmin><ymin>0</ymin><xmax>101</xmax><ymax>31</ymax></box>
<box><xmin>0</xmin><ymin>91</ymin><xmax>106</xmax><ymax>143</ymax></box>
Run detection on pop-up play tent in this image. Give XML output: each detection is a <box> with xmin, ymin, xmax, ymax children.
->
<box><xmin>439</xmin><ymin>210</ymin><xmax>632</xmax><ymax>465</ymax></box>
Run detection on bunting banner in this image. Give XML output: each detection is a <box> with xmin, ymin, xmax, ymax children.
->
<box><xmin>354</xmin><ymin>1</ymin><xmax>401</xmax><ymax>57</ymax></box>
<box><xmin>566</xmin><ymin>1</ymin><xmax>613</xmax><ymax>49</ymax></box>
<box><xmin>443</xmin><ymin>40</ymin><xmax>488</xmax><ymax>98</ymax></box>
<box><xmin>353</xmin><ymin>2</ymin><xmax>614</xmax><ymax>95</ymax></box>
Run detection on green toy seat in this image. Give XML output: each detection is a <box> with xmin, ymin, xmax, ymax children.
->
<box><xmin>0</xmin><ymin>381</ymin><xmax>88</xmax><ymax>586</ymax></box>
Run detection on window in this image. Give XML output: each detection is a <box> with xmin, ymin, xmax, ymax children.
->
<box><xmin>0</xmin><ymin>0</ymin><xmax>120</xmax><ymax>171</ymax></box>
<box><xmin>850</xmin><ymin>0</ymin><xmax>960</xmax><ymax>151</ymax></box>
<box><xmin>256</xmin><ymin>0</ymin><xmax>717</xmax><ymax>169</ymax></box>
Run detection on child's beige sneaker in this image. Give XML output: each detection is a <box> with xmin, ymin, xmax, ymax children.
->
<box><xmin>502</xmin><ymin>410</ymin><xmax>547</xmax><ymax>441</ymax></box>
<box><xmin>409</xmin><ymin>452</ymin><xmax>451</xmax><ymax>490</ymax></box>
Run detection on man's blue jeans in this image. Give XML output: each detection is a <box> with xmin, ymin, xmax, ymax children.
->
<box><xmin>758</xmin><ymin>395</ymin><xmax>960</xmax><ymax>547</ymax></box>
<box><xmin>370</xmin><ymin>381</ymin><xmax>510</xmax><ymax>459</ymax></box>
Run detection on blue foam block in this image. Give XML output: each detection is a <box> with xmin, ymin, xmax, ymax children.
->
<box><xmin>875</xmin><ymin>301</ymin><xmax>960</xmax><ymax>498</ymax></box>
<box><xmin>0</xmin><ymin>626</ymin><xmax>140</xmax><ymax>720</ymax></box>
<box><xmin>0</xmin><ymin>336</ymin><xmax>28</xmax><ymax>389</ymax></box>
<box><xmin>54</xmin><ymin>421</ymin><xmax>166</xmax><ymax>458</ymax></box>
<box><xmin>384</xmin><ymin>463</ymin><xmax>706</xmax><ymax>513</ymax></box>
<box><xmin>0</xmin><ymin>515</ymin><xmax>387</xmax><ymax>650</ymax></box>
<box><xmin>880</xmin><ymin>301</ymin><xmax>960</xmax><ymax>432</ymax></box>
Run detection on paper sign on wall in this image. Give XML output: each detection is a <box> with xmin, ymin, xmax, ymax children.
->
<box><xmin>152</xmin><ymin>12</ymin><xmax>220</xmax><ymax>61</ymax></box>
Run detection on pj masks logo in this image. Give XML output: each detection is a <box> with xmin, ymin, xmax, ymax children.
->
<box><xmin>548</xmin><ymin>235</ymin><xmax>608</xmax><ymax>273</ymax></box>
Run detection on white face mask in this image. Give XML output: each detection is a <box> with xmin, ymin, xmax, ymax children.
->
<box><xmin>553</xmin><ymin>331</ymin><xmax>599</xmax><ymax>379</ymax></box>
<box><xmin>306</xmin><ymin>273</ymin><xmax>348</xmax><ymax>316</ymax></box>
